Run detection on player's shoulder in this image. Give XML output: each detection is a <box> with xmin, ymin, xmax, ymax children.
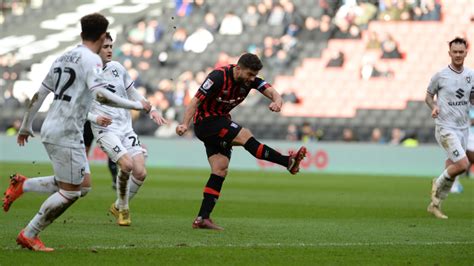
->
<box><xmin>107</xmin><ymin>60</ymin><xmax>124</xmax><ymax>69</ymax></box>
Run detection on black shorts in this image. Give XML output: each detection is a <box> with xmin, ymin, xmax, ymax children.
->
<box><xmin>194</xmin><ymin>116</ymin><xmax>242</xmax><ymax>159</ymax></box>
<box><xmin>83</xmin><ymin>121</ymin><xmax>94</xmax><ymax>148</ymax></box>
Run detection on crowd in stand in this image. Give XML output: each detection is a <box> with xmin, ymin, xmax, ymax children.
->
<box><xmin>1</xmin><ymin>0</ymin><xmax>444</xmax><ymax>142</ymax></box>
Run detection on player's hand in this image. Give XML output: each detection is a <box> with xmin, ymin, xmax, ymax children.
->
<box><xmin>150</xmin><ymin>110</ymin><xmax>167</xmax><ymax>126</ymax></box>
<box><xmin>269</xmin><ymin>102</ymin><xmax>282</xmax><ymax>112</ymax></box>
<box><xmin>176</xmin><ymin>124</ymin><xmax>188</xmax><ymax>136</ymax></box>
<box><xmin>141</xmin><ymin>100</ymin><xmax>152</xmax><ymax>113</ymax></box>
<box><xmin>17</xmin><ymin>128</ymin><xmax>34</xmax><ymax>146</ymax></box>
<box><xmin>96</xmin><ymin>115</ymin><xmax>112</xmax><ymax>127</ymax></box>
<box><xmin>431</xmin><ymin>106</ymin><xmax>439</xmax><ymax>118</ymax></box>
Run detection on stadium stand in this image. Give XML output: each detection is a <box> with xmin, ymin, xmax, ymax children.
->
<box><xmin>1</xmin><ymin>0</ymin><xmax>472</xmax><ymax>143</ymax></box>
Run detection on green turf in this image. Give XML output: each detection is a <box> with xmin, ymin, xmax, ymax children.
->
<box><xmin>0</xmin><ymin>162</ymin><xmax>473</xmax><ymax>265</ymax></box>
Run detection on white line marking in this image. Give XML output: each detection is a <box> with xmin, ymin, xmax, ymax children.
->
<box><xmin>3</xmin><ymin>241</ymin><xmax>474</xmax><ymax>250</ymax></box>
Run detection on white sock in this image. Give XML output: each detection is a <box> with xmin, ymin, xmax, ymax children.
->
<box><xmin>435</xmin><ymin>170</ymin><xmax>454</xmax><ymax>200</ymax></box>
<box><xmin>128</xmin><ymin>175</ymin><xmax>143</xmax><ymax>201</ymax></box>
<box><xmin>116</xmin><ymin>170</ymin><xmax>130</xmax><ymax>210</ymax></box>
<box><xmin>23</xmin><ymin>176</ymin><xmax>58</xmax><ymax>193</ymax></box>
<box><xmin>23</xmin><ymin>190</ymin><xmax>78</xmax><ymax>238</ymax></box>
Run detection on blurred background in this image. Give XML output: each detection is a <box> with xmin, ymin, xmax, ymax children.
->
<box><xmin>1</xmin><ymin>0</ymin><xmax>473</xmax><ymax>145</ymax></box>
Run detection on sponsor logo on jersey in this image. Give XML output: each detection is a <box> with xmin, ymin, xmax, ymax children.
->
<box><xmin>201</xmin><ymin>78</ymin><xmax>214</xmax><ymax>91</ymax></box>
<box><xmin>456</xmin><ymin>88</ymin><xmax>465</xmax><ymax>99</ymax></box>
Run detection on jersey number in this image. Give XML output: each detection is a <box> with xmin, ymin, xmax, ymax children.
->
<box><xmin>128</xmin><ymin>136</ymin><xmax>140</xmax><ymax>147</ymax></box>
<box><xmin>53</xmin><ymin>67</ymin><xmax>76</xmax><ymax>102</ymax></box>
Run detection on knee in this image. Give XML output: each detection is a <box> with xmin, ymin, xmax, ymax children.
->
<box><xmin>213</xmin><ymin>167</ymin><xmax>228</xmax><ymax>177</ymax></box>
<box><xmin>118</xmin><ymin>157</ymin><xmax>133</xmax><ymax>173</ymax></box>
<box><xmin>458</xmin><ymin>158</ymin><xmax>470</xmax><ymax>172</ymax></box>
<box><xmin>60</xmin><ymin>189</ymin><xmax>81</xmax><ymax>202</ymax></box>
<box><xmin>80</xmin><ymin>187</ymin><xmax>91</xmax><ymax>197</ymax></box>
<box><xmin>133</xmin><ymin>169</ymin><xmax>147</xmax><ymax>181</ymax></box>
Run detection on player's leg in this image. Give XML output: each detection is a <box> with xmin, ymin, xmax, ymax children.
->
<box><xmin>429</xmin><ymin>127</ymin><xmax>469</xmax><ymax>218</ymax></box>
<box><xmin>232</xmin><ymin>125</ymin><xmax>306</xmax><ymax>174</ymax></box>
<box><xmin>97</xmin><ymin>132</ymin><xmax>132</xmax><ymax>225</ymax></box>
<box><xmin>17</xmin><ymin>143</ymin><xmax>85</xmax><ymax>251</ymax></box>
<box><xmin>128</xmin><ymin>152</ymin><xmax>146</xmax><ymax>202</ymax></box>
<box><xmin>3</xmin><ymin>166</ymin><xmax>91</xmax><ymax>212</ymax></box>
<box><xmin>193</xmin><ymin>152</ymin><xmax>228</xmax><ymax>231</ymax></box>
<box><xmin>108</xmin><ymin>157</ymin><xmax>118</xmax><ymax>189</ymax></box>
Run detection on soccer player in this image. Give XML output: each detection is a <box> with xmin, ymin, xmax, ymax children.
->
<box><xmin>88</xmin><ymin>32</ymin><xmax>167</xmax><ymax>226</ymax></box>
<box><xmin>4</xmin><ymin>13</ymin><xmax>151</xmax><ymax>251</ymax></box>
<box><xmin>425</xmin><ymin>37</ymin><xmax>473</xmax><ymax>219</ymax></box>
<box><xmin>176</xmin><ymin>53</ymin><xmax>307</xmax><ymax>230</ymax></box>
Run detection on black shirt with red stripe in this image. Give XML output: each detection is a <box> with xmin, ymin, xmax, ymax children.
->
<box><xmin>194</xmin><ymin>64</ymin><xmax>271</xmax><ymax>124</ymax></box>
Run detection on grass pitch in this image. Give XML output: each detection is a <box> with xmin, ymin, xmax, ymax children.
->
<box><xmin>0</xmin><ymin>162</ymin><xmax>473</xmax><ymax>265</ymax></box>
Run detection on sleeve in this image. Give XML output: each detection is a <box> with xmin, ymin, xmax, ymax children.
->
<box><xmin>194</xmin><ymin>70</ymin><xmax>224</xmax><ymax>101</ymax></box>
<box><xmin>86</xmin><ymin>56</ymin><xmax>107</xmax><ymax>91</ymax></box>
<box><xmin>40</xmin><ymin>68</ymin><xmax>55</xmax><ymax>93</ymax></box>
<box><xmin>427</xmin><ymin>72</ymin><xmax>440</xmax><ymax>95</ymax></box>
<box><xmin>253</xmin><ymin>77</ymin><xmax>272</xmax><ymax>93</ymax></box>
<box><xmin>121</xmin><ymin>64</ymin><xmax>134</xmax><ymax>90</ymax></box>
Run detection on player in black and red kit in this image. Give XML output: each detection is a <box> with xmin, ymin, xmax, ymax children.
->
<box><xmin>176</xmin><ymin>53</ymin><xmax>307</xmax><ymax>230</ymax></box>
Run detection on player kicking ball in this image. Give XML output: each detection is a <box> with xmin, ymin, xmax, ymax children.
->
<box><xmin>176</xmin><ymin>53</ymin><xmax>306</xmax><ymax>230</ymax></box>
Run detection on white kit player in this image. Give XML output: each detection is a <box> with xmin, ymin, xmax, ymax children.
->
<box><xmin>2</xmin><ymin>13</ymin><xmax>152</xmax><ymax>252</ymax></box>
<box><xmin>425</xmin><ymin>37</ymin><xmax>473</xmax><ymax>219</ymax></box>
<box><xmin>89</xmin><ymin>33</ymin><xmax>166</xmax><ymax>226</ymax></box>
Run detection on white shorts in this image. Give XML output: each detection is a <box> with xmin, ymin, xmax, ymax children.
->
<box><xmin>96</xmin><ymin>131</ymin><xmax>145</xmax><ymax>163</ymax></box>
<box><xmin>467</xmin><ymin>132</ymin><xmax>474</xmax><ymax>152</ymax></box>
<box><xmin>435</xmin><ymin>126</ymin><xmax>468</xmax><ymax>162</ymax></box>
<box><xmin>43</xmin><ymin>143</ymin><xmax>88</xmax><ymax>185</ymax></box>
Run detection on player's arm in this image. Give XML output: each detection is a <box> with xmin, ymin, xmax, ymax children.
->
<box><xmin>93</xmin><ymin>87</ymin><xmax>150</xmax><ymax>111</ymax></box>
<box><xmin>256</xmin><ymin>79</ymin><xmax>282</xmax><ymax>112</ymax></box>
<box><xmin>176</xmin><ymin>96</ymin><xmax>200</xmax><ymax>136</ymax></box>
<box><xmin>426</xmin><ymin>73</ymin><xmax>439</xmax><ymax>119</ymax></box>
<box><xmin>176</xmin><ymin>70</ymin><xmax>223</xmax><ymax>136</ymax></box>
<box><xmin>126</xmin><ymin>86</ymin><xmax>167</xmax><ymax>125</ymax></box>
<box><xmin>17</xmin><ymin>86</ymin><xmax>51</xmax><ymax>146</ymax></box>
<box><xmin>87</xmin><ymin>112</ymin><xmax>112</xmax><ymax>127</ymax></box>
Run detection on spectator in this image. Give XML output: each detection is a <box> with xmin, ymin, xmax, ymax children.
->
<box><xmin>145</xmin><ymin>19</ymin><xmax>163</xmax><ymax>44</ymax></box>
<box><xmin>389</xmin><ymin>127</ymin><xmax>404</xmax><ymax>145</ymax></box>
<box><xmin>242</xmin><ymin>4</ymin><xmax>260</xmax><ymax>28</ymax></box>
<box><xmin>326</xmin><ymin>50</ymin><xmax>345</xmax><ymax>67</ymax></box>
<box><xmin>342</xmin><ymin>128</ymin><xmax>358</xmax><ymax>142</ymax></box>
<box><xmin>214</xmin><ymin>52</ymin><xmax>230</xmax><ymax>68</ymax></box>
<box><xmin>171</xmin><ymin>28</ymin><xmax>187</xmax><ymax>51</ymax></box>
<box><xmin>402</xmin><ymin>131</ymin><xmax>419</xmax><ymax>147</ymax></box>
<box><xmin>381</xmin><ymin>34</ymin><xmax>403</xmax><ymax>59</ymax></box>
<box><xmin>300</xmin><ymin>122</ymin><xmax>315</xmax><ymax>143</ymax></box>
<box><xmin>370</xmin><ymin>127</ymin><xmax>387</xmax><ymax>143</ymax></box>
<box><xmin>286</xmin><ymin>123</ymin><xmax>298</xmax><ymax>141</ymax></box>
<box><xmin>203</xmin><ymin>12</ymin><xmax>219</xmax><ymax>33</ymax></box>
<box><xmin>128</xmin><ymin>21</ymin><xmax>146</xmax><ymax>44</ymax></box>
<box><xmin>6</xmin><ymin>119</ymin><xmax>21</xmax><ymax>136</ymax></box>
<box><xmin>184</xmin><ymin>27</ymin><xmax>214</xmax><ymax>53</ymax></box>
<box><xmin>365</xmin><ymin>30</ymin><xmax>382</xmax><ymax>50</ymax></box>
<box><xmin>175</xmin><ymin>0</ymin><xmax>193</xmax><ymax>17</ymax></box>
<box><xmin>219</xmin><ymin>12</ymin><xmax>243</xmax><ymax>35</ymax></box>
<box><xmin>267</xmin><ymin>4</ymin><xmax>285</xmax><ymax>26</ymax></box>
<box><xmin>299</xmin><ymin>16</ymin><xmax>321</xmax><ymax>42</ymax></box>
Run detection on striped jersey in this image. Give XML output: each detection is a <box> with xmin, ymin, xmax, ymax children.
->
<box><xmin>194</xmin><ymin>64</ymin><xmax>271</xmax><ymax>123</ymax></box>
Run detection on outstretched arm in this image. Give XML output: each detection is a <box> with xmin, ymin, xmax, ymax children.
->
<box><xmin>17</xmin><ymin>86</ymin><xmax>51</xmax><ymax>146</ymax></box>
<box><xmin>262</xmin><ymin>86</ymin><xmax>283</xmax><ymax>112</ymax></box>
<box><xmin>126</xmin><ymin>86</ymin><xmax>167</xmax><ymax>125</ymax></box>
<box><xmin>94</xmin><ymin>87</ymin><xmax>150</xmax><ymax>112</ymax></box>
<box><xmin>176</xmin><ymin>96</ymin><xmax>200</xmax><ymax>136</ymax></box>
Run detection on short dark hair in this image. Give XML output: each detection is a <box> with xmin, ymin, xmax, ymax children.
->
<box><xmin>105</xmin><ymin>32</ymin><xmax>113</xmax><ymax>42</ymax></box>
<box><xmin>80</xmin><ymin>13</ymin><xmax>109</xmax><ymax>41</ymax></box>
<box><xmin>449</xmin><ymin>37</ymin><xmax>468</xmax><ymax>49</ymax></box>
<box><xmin>237</xmin><ymin>53</ymin><xmax>263</xmax><ymax>71</ymax></box>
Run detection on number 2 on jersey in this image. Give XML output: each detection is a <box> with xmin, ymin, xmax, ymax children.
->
<box><xmin>53</xmin><ymin>67</ymin><xmax>76</xmax><ymax>102</ymax></box>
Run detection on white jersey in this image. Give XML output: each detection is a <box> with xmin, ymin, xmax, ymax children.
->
<box><xmin>427</xmin><ymin>65</ymin><xmax>474</xmax><ymax>129</ymax></box>
<box><xmin>89</xmin><ymin>61</ymin><xmax>134</xmax><ymax>135</ymax></box>
<box><xmin>40</xmin><ymin>45</ymin><xmax>106</xmax><ymax>148</ymax></box>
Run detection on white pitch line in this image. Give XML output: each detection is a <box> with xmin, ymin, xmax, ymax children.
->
<box><xmin>2</xmin><ymin>241</ymin><xmax>474</xmax><ymax>250</ymax></box>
